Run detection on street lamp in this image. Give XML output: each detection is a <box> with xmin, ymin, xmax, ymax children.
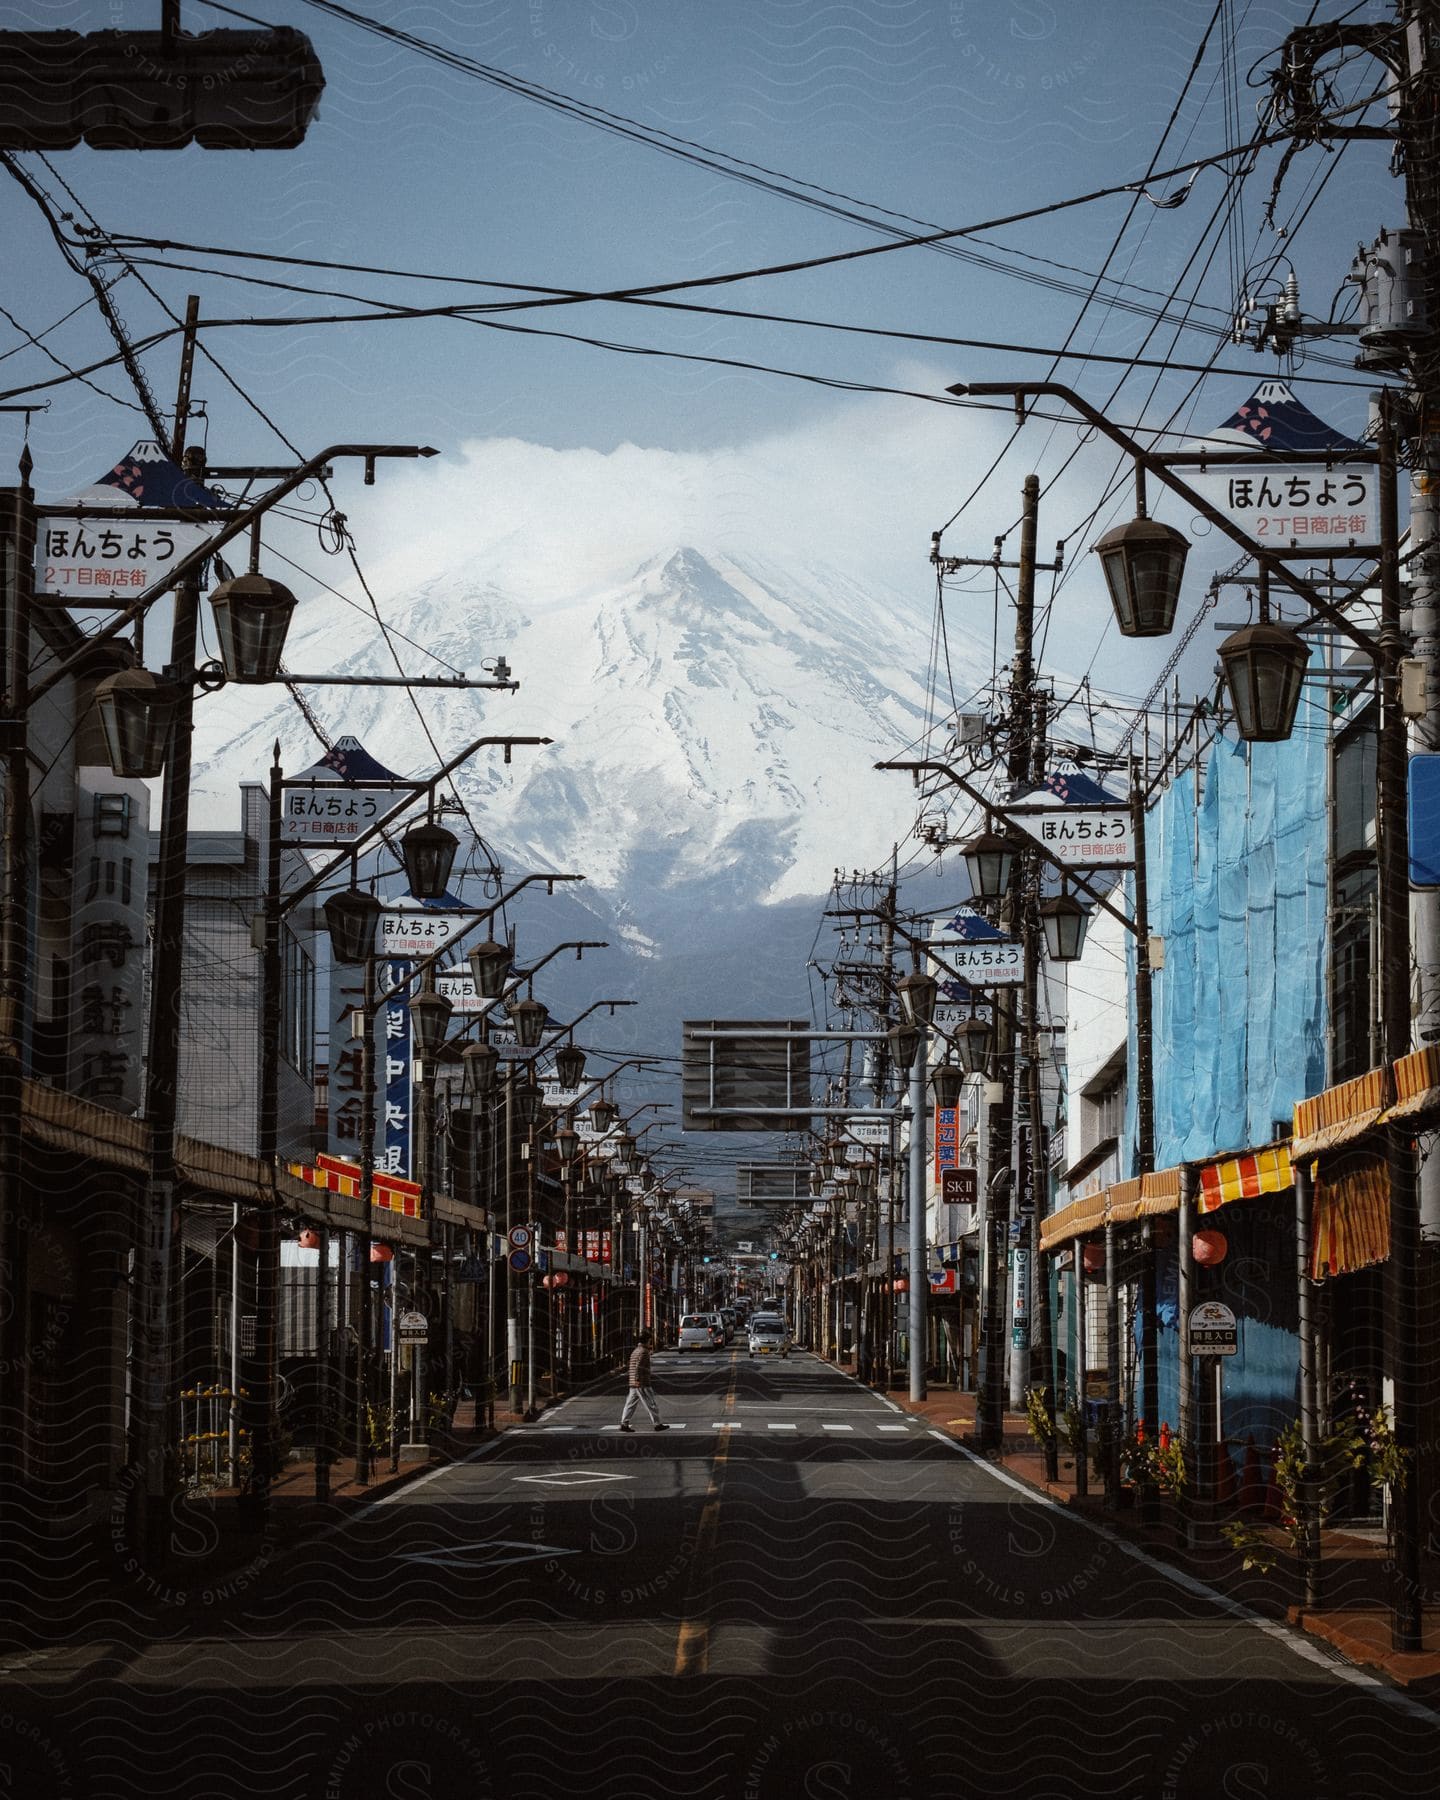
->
<box><xmin>960</xmin><ymin>827</ymin><xmax>1016</xmax><ymax>901</ymax></box>
<box><xmin>931</xmin><ymin>1063</ymin><xmax>966</xmax><ymax>1108</ymax></box>
<box><xmin>468</xmin><ymin>937</ymin><xmax>511</xmax><ymax>998</ymax></box>
<box><xmin>208</xmin><ymin>571</ymin><xmax>297</xmax><ymax>682</ymax></box>
<box><xmin>554</xmin><ymin>1042</ymin><xmax>586</xmax><ymax>1090</ymax></box>
<box><xmin>1218</xmin><ymin>616</ymin><xmax>1311</xmax><ymax>743</ymax></box>
<box><xmin>512</xmin><ymin>1071</ymin><xmax>545</xmax><ymax>1130</ymax></box>
<box><xmin>888</xmin><ymin>1020</ymin><xmax>921</xmax><ymax>1072</ymax></box>
<box><xmin>322</xmin><ymin>888</ymin><xmax>381</xmax><ymax>965</ymax></box>
<box><xmin>1038</xmin><ymin>891</ymin><xmax>1091</xmax><ymax>963</ymax></box>
<box><xmin>1092</xmin><ymin>472</ymin><xmax>1191</xmax><ymax>639</ymax></box>
<box><xmin>554</xmin><ymin>1124</ymin><xmax>581</xmax><ymax>1174</ymax></box>
<box><xmin>93</xmin><ymin>667</ymin><xmax>179</xmax><ymax>778</ymax></box>
<box><xmin>508</xmin><ymin>995</ymin><xmax>548</xmax><ymax>1050</ymax></box>
<box><xmin>589</xmin><ymin>1095</ymin><xmax>619</xmax><ymax>1135</ymax></box>
<box><xmin>461</xmin><ymin>1037</ymin><xmax>499</xmax><ymax>1099</ymax></box>
<box><xmin>400</xmin><ymin>818</ymin><xmax>460</xmax><ymax>901</ymax></box>
<box><xmin>408</xmin><ymin>986</ymin><xmax>454</xmax><ymax>1057</ymax></box>
<box><xmin>896</xmin><ymin>969</ymin><xmax>939</xmax><ymax>1029</ymax></box>
<box><xmin>950</xmin><ymin>1013</ymin><xmax>994</xmax><ymax>1074</ymax></box>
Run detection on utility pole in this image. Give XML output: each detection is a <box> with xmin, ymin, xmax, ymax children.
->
<box><xmin>978</xmin><ymin>474</ymin><xmax>1038</xmax><ymax>1452</ymax></box>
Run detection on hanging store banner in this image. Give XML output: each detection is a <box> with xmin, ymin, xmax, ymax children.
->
<box><xmin>1009</xmin><ymin>808</ymin><xmax>1133</xmax><ymax>865</ymax></box>
<box><xmin>435</xmin><ymin>969</ymin><xmax>487</xmax><ymax>1014</ymax></box>
<box><xmin>35</xmin><ymin>439</ymin><xmax>228</xmax><ymax>603</ymax></box>
<box><xmin>282</xmin><ymin>782</ymin><xmax>394</xmax><ymax>845</ymax></box>
<box><xmin>1183</xmin><ymin>463</ymin><xmax>1378</xmax><ymax>554</ymax></box>
<box><xmin>927</xmin><ymin>938</ymin><xmax>1024</xmax><ymax>984</ymax></box>
<box><xmin>934</xmin><ymin>1104</ymin><xmax>960</xmax><ymax>1179</ymax></box>
<box><xmin>378</xmin><ymin>909</ymin><xmax>469</xmax><ymax>956</ymax></box>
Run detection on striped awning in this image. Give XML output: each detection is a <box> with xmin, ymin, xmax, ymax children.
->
<box><xmin>1139</xmin><ymin>1166</ymin><xmax>1182</xmax><ymax>1217</ymax></box>
<box><xmin>1198</xmin><ymin>1143</ymin><xmax>1293</xmax><ymax>1212</ymax></box>
<box><xmin>286</xmin><ymin>1152</ymin><xmax>425</xmax><ymax>1218</ymax></box>
<box><xmin>1039</xmin><ymin>1189</ymin><xmax>1108</xmax><ymax>1253</ymax></box>
<box><xmin>1313</xmin><ymin>1153</ymin><xmax>1390</xmax><ymax>1279</ymax></box>
<box><xmin>1292</xmin><ymin>1067</ymin><xmax>1388</xmax><ymax>1159</ymax></box>
<box><xmin>1106</xmin><ymin>1176</ymin><xmax>1145</xmax><ymax>1227</ymax></box>
<box><xmin>1381</xmin><ymin>1046</ymin><xmax>1440</xmax><ymax>1127</ymax></box>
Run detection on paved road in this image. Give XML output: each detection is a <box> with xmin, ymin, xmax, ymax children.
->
<box><xmin>8</xmin><ymin>1352</ymin><xmax>1438</xmax><ymax>1798</ymax></box>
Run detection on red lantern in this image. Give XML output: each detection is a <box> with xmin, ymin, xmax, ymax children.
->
<box><xmin>542</xmin><ymin>1272</ymin><xmax>571</xmax><ymax>1289</ymax></box>
<box><xmin>296</xmin><ymin>1228</ymin><xmax>321</xmax><ymax>1251</ymax></box>
<box><xmin>1192</xmin><ymin>1228</ymin><xmax>1228</xmax><ymax>1266</ymax></box>
<box><xmin>1082</xmin><ymin>1242</ymin><xmax>1106</xmax><ymax>1275</ymax></box>
<box><xmin>893</xmin><ymin>1278</ymin><xmax>908</xmax><ymax>1293</ymax></box>
<box><xmin>370</xmin><ymin>1241</ymin><xmax>395</xmax><ymax>1264</ymax></box>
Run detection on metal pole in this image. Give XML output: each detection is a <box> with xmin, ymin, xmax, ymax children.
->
<box><xmin>355</xmin><ymin>957</ymin><xmax>376</xmax><ymax>1485</ymax></box>
<box><xmin>1073</xmin><ymin>1235</ymin><xmax>1088</xmax><ymax>1499</ymax></box>
<box><xmin>506</xmin><ymin>1067</ymin><xmax>519</xmax><ymax>1417</ymax></box>
<box><xmin>1178</xmin><ymin>1164</ymin><xmax>1196</xmax><ymax>1499</ymax></box>
<box><xmin>1294</xmin><ymin>1158</ymin><xmax>1322</xmax><ymax>1608</ymax></box>
<box><xmin>1131</xmin><ymin>755</ymin><xmax>1159</xmax><ymax>1521</ymax></box>
<box><xmin>1104</xmin><ymin>1220</ymin><xmax>1121</xmax><ymax>1507</ymax></box>
<box><xmin>314</xmin><ymin>1223</ymin><xmax>331</xmax><ymax>1503</ymax></box>
<box><xmin>0</xmin><ymin>461</ymin><xmax>34</xmax><ymax>1569</ymax></box>
<box><xmin>908</xmin><ymin>1025</ymin><xmax>927</xmax><ymax>1403</ymax></box>
<box><xmin>1376</xmin><ymin>392</ymin><xmax>1422</xmax><ymax>1649</ymax></box>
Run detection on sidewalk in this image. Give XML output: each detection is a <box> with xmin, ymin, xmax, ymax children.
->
<box><xmin>830</xmin><ymin>1355</ymin><xmax>1440</xmax><ymax>1699</ymax></box>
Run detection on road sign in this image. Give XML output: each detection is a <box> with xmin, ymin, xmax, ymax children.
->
<box><xmin>508</xmin><ymin>1249</ymin><xmax>532</xmax><ymax>1274</ymax></box>
<box><xmin>1187</xmin><ymin>1300</ymin><xmax>1238</xmax><ymax>1356</ymax></box>
<box><xmin>508</xmin><ymin>1225</ymin><xmax>533</xmax><ymax>1250</ymax></box>
<box><xmin>396</xmin><ymin>1308</ymin><xmax>428</xmax><ymax>1345</ymax></box>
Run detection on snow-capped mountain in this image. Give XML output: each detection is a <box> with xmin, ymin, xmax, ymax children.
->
<box><xmin>192</xmin><ymin>544</ymin><xmax>988</xmax><ymax>914</ymax></box>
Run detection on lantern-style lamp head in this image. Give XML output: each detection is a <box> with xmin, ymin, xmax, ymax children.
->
<box><xmin>889</xmin><ymin>1021</ymin><xmax>921</xmax><ymax>1073</ymax></box>
<box><xmin>468</xmin><ymin>937</ymin><xmax>510</xmax><ymax>999</ymax></box>
<box><xmin>512</xmin><ymin>1072</ymin><xmax>544</xmax><ymax>1129</ymax></box>
<box><xmin>93</xmin><ymin>668</ymin><xmax>177</xmax><ymax>778</ymax></box>
<box><xmin>401</xmin><ymin>819</ymin><xmax>459</xmax><ymax>901</ymax></box>
<box><xmin>952</xmin><ymin>1013</ymin><xmax>993</xmax><ymax>1075</ymax></box>
<box><xmin>461</xmin><ymin>1037</ymin><xmax>498</xmax><ymax>1099</ymax></box>
<box><xmin>931</xmin><ymin>1063</ymin><xmax>966</xmax><ymax>1108</ymax></box>
<box><xmin>323</xmin><ymin>888</ymin><xmax>381</xmax><ymax>965</ymax></box>
<box><xmin>1093</xmin><ymin>515</ymin><xmax>1190</xmax><ymax>638</ymax></box>
<box><xmin>554</xmin><ymin>1042</ymin><xmax>586</xmax><ymax>1090</ymax></box>
<box><xmin>960</xmin><ymin>828</ymin><xmax>1015</xmax><ymax>901</ymax></box>
<box><xmin>896</xmin><ymin>969</ymin><xmax>939</xmax><ymax>1029</ymax></box>
<box><xmin>1039</xmin><ymin>892</ymin><xmax>1091</xmax><ymax>963</ymax></box>
<box><xmin>408</xmin><ymin>987</ymin><xmax>454</xmax><ymax>1057</ymax></box>
<box><xmin>208</xmin><ymin>571</ymin><xmax>297</xmax><ymax>682</ymax></box>
<box><xmin>589</xmin><ymin>1095</ymin><xmax>619</xmax><ymax>1135</ymax></box>
<box><xmin>1219</xmin><ymin>620</ymin><xmax>1309</xmax><ymax>743</ymax></box>
<box><xmin>612</xmin><ymin>1130</ymin><xmax>637</xmax><ymax>1174</ymax></box>
<box><xmin>508</xmin><ymin>994</ymin><xmax>547</xmax><ymax>1049</ymax></box>
<box><xmin>554</xmin><ymin>1124</ymin><xmax>581</xmax><ymax>1173</ymax></box>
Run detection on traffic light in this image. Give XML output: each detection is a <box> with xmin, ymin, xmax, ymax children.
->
<box><xmin>768</xmin><ymin>1251</ymin><xmax>780</xmax><ymax>1261</ymax></box>
<box><xmin>702</xmin><ymin>1255</ymin><xmax>712</xmax><ymax>1264</ymax></box>
<box><xmin>0</xmin><ymin>28</ymin><xmax>325</xmax><ymax>150</ymax></box>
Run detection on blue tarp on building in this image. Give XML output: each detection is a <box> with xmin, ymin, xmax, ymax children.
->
<box><xmin>1124</xmin><ymin>706</ymin><xmax>1328</xmax><ymax>1171</ymax></box>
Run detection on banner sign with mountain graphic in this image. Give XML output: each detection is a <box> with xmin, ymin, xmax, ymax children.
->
<box><xmin>1182</xmin><ymin>381</ymin><xmax>1378</xmax><ymax>554</ymax></box>
<box><xmin>36</xmin><ymin>439</ymin><xmax>227</xmax><ymax>602</ymax></box>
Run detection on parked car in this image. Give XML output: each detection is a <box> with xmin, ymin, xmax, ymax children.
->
<box><xmin>748</xmin><ymin>1317</ymin><xmax>790</xmax><ymax>1359</ymax></box>
<box><xmin>678</xmin><ymin>1313</ymin><xmax>724</xmax><ymax>1352</ymax></box>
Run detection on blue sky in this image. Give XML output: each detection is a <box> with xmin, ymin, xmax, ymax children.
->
<box><xmin>1</xmin><ymin>0</ymin><xmax>1400</xmax><ymax>720</ymax></box>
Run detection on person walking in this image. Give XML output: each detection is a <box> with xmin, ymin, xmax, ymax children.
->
<box><xmin>619</xmin><ymin>1328</ymin><xmax>669</xmax><ymax>1432</ymax></box>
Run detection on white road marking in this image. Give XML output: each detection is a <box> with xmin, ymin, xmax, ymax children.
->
<box><xmin>822</xmin><ymin>1424</ymin><xmax>854</xmax><ymax>1433</ymax></box>
<box><xmin>766</xmin><ymin>1423</ymin><xmax>798</xmax><ymax>1431</ymax></box>
<box><xmin>925</xmin><ymin>1428</ymin><xmax>1440</xmax><ymax>1725</ymax></box>
<box><xmin>399</xmin><ymin>1539</ymin><xmax>579</xmax><ymax>1570</ymax></box>
<box><xmin>514</xmin><ymin>1470</ymin><xmax>635</xmax><ymax>1487</ymax></box>
<box><xmin>877</xmin><ymin>1424</ymin><xmax>911</xmax><ymax>1432</ymax></box>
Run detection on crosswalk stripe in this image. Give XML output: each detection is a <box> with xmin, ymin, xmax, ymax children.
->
<box><xmin>822</xmin><ymin>1424</ymin><xmax>854</xmax><ymax>1432</ymax></box>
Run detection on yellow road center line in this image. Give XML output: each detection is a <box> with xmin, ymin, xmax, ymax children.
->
<box><xmin>673</xmin><ymin>1366</ymin><xmax>737</xmax><ymax>1677</ymax></box>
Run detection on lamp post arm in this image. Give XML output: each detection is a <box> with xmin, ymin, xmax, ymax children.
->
<box><xmin>949</xmin><ymin>380</ymin><xmax>1382</xmax><ymax>658</ymax></box>
<box><xmin>537</xmin><ymin>997</ymin><xmax>638</xmax><ymax>1048</ymax></box>
<box><xmin>31</xmin><ymin>444</ymin><xmax>439</xmax><ymax>703</ymax></box>
<box><xmin>279</xmin><ymin>738</ymin><xmax>553</xmax><ymax>917</ymax></box>
<box><xmin>876</xmin><ymin>756</ymin><xmax>1139</xmax><ymax>938</ymax></box>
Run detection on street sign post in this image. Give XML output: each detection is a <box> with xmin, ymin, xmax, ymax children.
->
<box><xmin>1186</xmin><ymin>1300</ymin><xmax>1238</xmax><ymax>1356</ymax></box>
<box><xmin>396</xmin><ymin>1309</ymin><xmax>428</xmax><ymax>1346</ymax></box>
